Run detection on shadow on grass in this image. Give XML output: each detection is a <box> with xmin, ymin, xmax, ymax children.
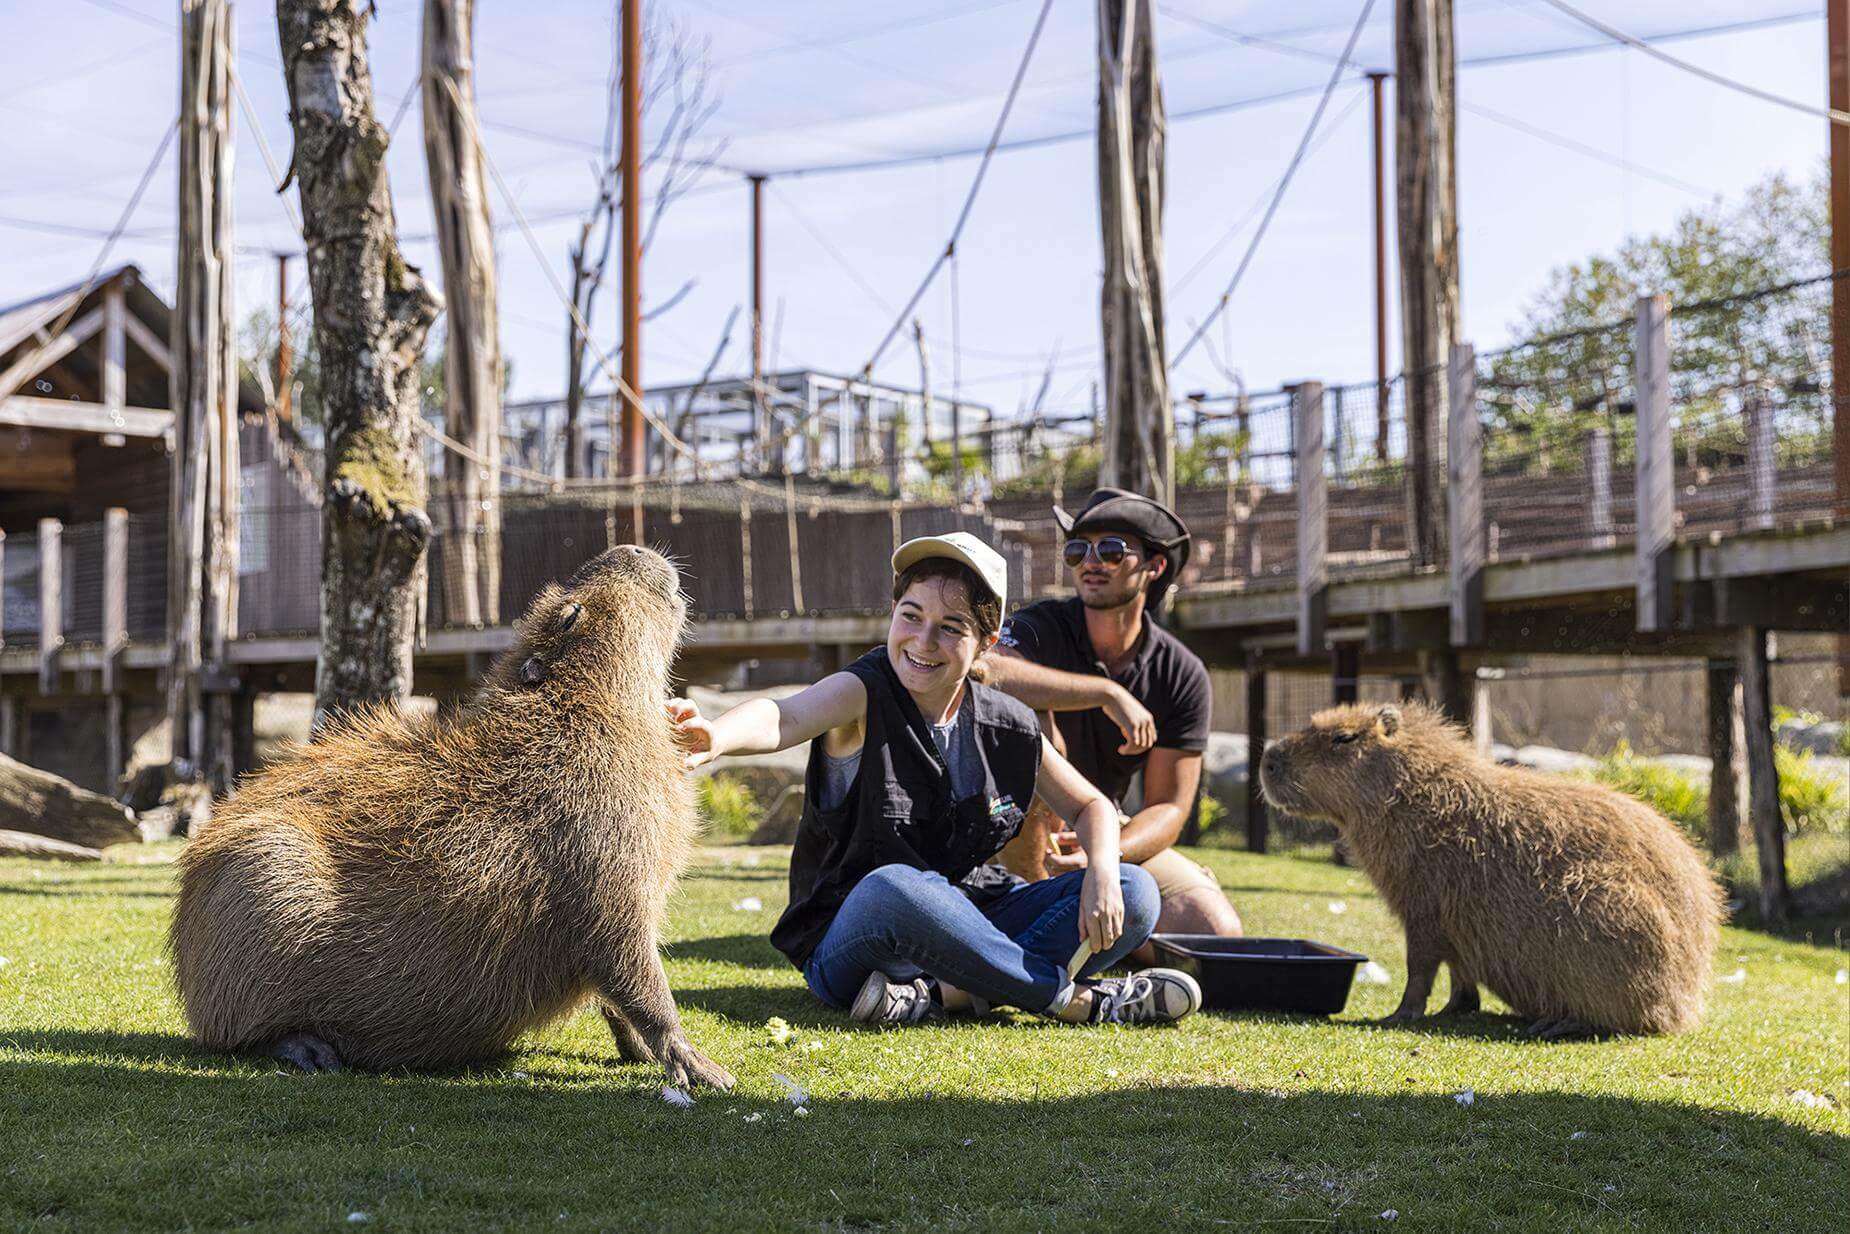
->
<box><xmin>1</xmin><ymin>1033</ymin><xmax>1843</xmax><ymax>1232</ymax></box>
<box><xmin>665</xmin><ymin>933</ymin><xmax>789</xmax><ymax>970</ymax></box>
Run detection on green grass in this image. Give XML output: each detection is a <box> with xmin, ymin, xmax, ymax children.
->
<box><xmin>2</xmin><ymin>845</ymin><xmax>1846</xmax><ymax>1232</ymax></box>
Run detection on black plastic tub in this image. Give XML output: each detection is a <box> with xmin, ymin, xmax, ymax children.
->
<box><xmin>1150</xmin><ymin>935</ymin><xmax>1369</xmax><ymax>1016</ymax></box>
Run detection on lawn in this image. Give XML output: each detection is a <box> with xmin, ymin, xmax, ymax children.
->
<box><xmin>2</xmin><ymin>843</ymin><xmax>1845</xmax><ymax>1232</ymax></box>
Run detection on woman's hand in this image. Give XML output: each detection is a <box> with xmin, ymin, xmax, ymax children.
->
<box><xmin>1079</xmin><ymin>866</ymin><xmax>1124</xmax><ymax>954</ymax></box>
<box><xmin>666</xmin><ymin>698</ymin><xmax>718</xmax><ymax>770</ymax></box>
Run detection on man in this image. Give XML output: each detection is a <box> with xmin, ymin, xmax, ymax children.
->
<box><xmin>981</xmin><ymin>487</ymin><xmax>1243</xmax><ymax>958</ymax></box>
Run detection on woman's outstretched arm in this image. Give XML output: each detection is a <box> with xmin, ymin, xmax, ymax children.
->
<box><xmin>668</xmin><ymin>672</ymin><xmax>867</xmax><ymax>769</ymax></box>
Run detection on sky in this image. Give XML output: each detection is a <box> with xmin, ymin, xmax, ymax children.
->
<box><xmin>0</xmin><ymin>0</ymin><xmax>1834</xmax><ymax>421</ymax></box>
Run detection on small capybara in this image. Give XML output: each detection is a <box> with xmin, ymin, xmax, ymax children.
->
<box><xmin>1259</xmin><ymin>702</ymin><xmax>1723</xmax><ymax>1037</ymax></box>
<box><xmin>170</xmin><ymin>545</ymin><xmax>733</xmax><ymax>1089</ymax></box>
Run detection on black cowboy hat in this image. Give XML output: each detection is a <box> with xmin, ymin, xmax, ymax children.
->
<box><xmin>1051</xmin><ymin>487</ymin><xmax>1192</xmax><ymax>614</ymax></box>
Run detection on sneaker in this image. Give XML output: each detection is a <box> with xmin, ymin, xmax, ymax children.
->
<box><xmin>850</xmin><ymin>971</ymin><xmax>943</xmax><ymax>1026</ymax></box>
<box><xmin>1086</xmin><ymin>968</ymin><xmax>1202</xmax><ymax>1025</ymax></box>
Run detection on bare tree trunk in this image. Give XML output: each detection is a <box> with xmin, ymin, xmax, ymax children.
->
<box><xmin>1097</xmin><ymin>0</ymin><xmax>1172</xmax><ymax>506</ymax></box>
<box><xmin>172</xmin><ymin>0</ymin><xmax>239</xmax><ymax>790</ymax></box>
<box><xmin>423</xmin><ymin>0</ymin><xmax>501</xmax><ymax>626</ymax></box>
<box><xmin>1395</xmin><ymin>0</ymin><xmax>1460</xmax><ymax>569</ymax></box>
<box><xmin>278</xmin><ymin>0</ymin><xmax>443</xmax><ymax>727</ymax></box>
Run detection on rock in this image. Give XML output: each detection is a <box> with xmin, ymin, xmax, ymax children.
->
<box><xmin>1779</xmin><ymin>717</ymin><xmax>1846</xmax><ymax>758</ymax></box>
<box><xmin>0</xmin><ymin>829</ymin><xmax>103</xmax><ymax>862</ymax></box>
<box><xmin>1199</xmin><ymin>732</ymin><xmax>1251</xmax><ymax>829</ymax></box>
<box><xmin>1648</xmin><ymin>754</ymin><xmax>1712</xmax><ymax>778</ymax></box>
<box><xmin>685</xmin><ymin>685</ymin><xmax>812</xmax><ymax>843</ymax></box>
<box><xmin>0</xmin><ymin>751</ymin><xmax>140</xmax><ymax>849</ymax></box>
<box><xmin>749</xmin><ymin>784</ymin><xmax>806</xmax><ymax>845</ymax></box>
<box><xmin>1490</xmin><ymin>742</ymin><xmax>1518</xmax><ymax>765</ymax></box>
<box><xmin>1510</xmin><ymin>745</ymin><xmax>1598</xmax><ymax>775</ymax></box>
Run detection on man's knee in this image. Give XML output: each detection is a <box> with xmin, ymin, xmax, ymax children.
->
<box><xmin>1158</xmin><ymin>886</ymin><xmax>1243</xmax><ymax>937</ymax></box>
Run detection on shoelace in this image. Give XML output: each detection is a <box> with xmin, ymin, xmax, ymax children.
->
<box><xmin>1095</xmin><ymin>974</ymin><xmax>1156</xmax><ymax>1024</ymax></box>
<box><xmin>895</xmin><ymin>978</ymin><xmax>936</xmax><ymax>1024</ymax></box>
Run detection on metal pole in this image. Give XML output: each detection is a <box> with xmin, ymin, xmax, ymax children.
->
<box><xmin>275</xmin><ymin>251</ymin><xmax>292</xmax><ymax>422</ymax></box>
<box><xmin>1369</xmin><ymin>70</ymin><xmax>1389</xmax><ymax>461</ymax></box>
<box><xmin>750</xmin><ymin>173</ymin><xmax>767</xmax><ymax>470</ymax></box>
<box><xmin>619</xmin><ymin>0</ymin><xmax>645</xmax><ymax>476</ymax></box>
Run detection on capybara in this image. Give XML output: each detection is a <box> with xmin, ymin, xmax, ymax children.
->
<box><xmin>170</xmin><ymin>545</ymin><xmax>733</xmax><ymax>1089</ymax></box>
<box><xmin>1259</xmin><ymin>702</ymin><xmax>1723</xmax><ymax>1037</ymax></box>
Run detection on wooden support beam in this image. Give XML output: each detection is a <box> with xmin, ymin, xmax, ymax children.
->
<box><xmin>1634</xmin><ymin>293</ymin><xmax>1674</xmax><ymax>632</ymax></box>
<box><xmin>1471</xmin><ymin>669</ymin><xmax>1493</xmax><ymax>757</ymax></box>
<box><xmin>1245</xmin><ymin>661</ymin><xmax>1268</xmax><ymax>854</ymax></box>
<box><xmin>102</xmin><ymin>508</ymin><xmax>127</xmax><ymax>694</ymax></box>
<box><xmin>0</xmin><ymin>692</ymin><xmax>15</xmax><ymax>757</ymax></box>
<box><xmin>1587</xmin><ymin>427</ymin><xmax>1614</xmax><ymax>549</ymax></box>
<box><xmin>1446</xmin><ymin>341</ymin><xmax>1483</xmax><ymax>645</ymax></box>
<box><xmin>1706</xmin><ymin>658</ymin><xmax>1747</xmax><ymax>857</ymax></box>
<box><xmin>0</xmin><ymin>395</ymin><xmax>171</xmax><ymax>438</ymax></box>
<box><xmin>121</xmin><ymin>308</ymin><xmax>172</xmax><ymax>373</ymax></box>
<box><xmin>37</xmin><ymin>517</ymin><xmax>61</xmax><ymax>696</ymax></box>
<box><xmin>1332</xmin><ymin>641</ymin><xmax>1360</xmax><ymax>704</ymax></box>
<box><xmin>0</xmin><ymin>305</ymin><xmax>106</xmax><ymax>402</ymax></box>
<box><xmin>1736</xmin><ymin>626</ymin><xmax>1787</xmax><ymax>922</ymax></box>
<box><xmin>1420</xmin><ymin>646</ymin><xmax>1468</xmax><ymax>725</ymax></box>
<box><xmin>102</xmin><ymin>280</ymin><xmax>126</xmax><ymax>412</ymax></box>
<box><xmin>1294</xmin><ymin>380</ymin><xmax>1327</xmax><ymax>656</ymax></box>
<box><xmin>1745</xmin><ymin>391</ymin><xmax>1775</xmax><ymax>533</ymax></box>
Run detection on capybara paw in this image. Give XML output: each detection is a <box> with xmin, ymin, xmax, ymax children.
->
<box><xmin>1376</xmin><ymin>1007</ymin><xmax>1426</xmax><ymax>1026</ymax></box>
<box><xmin>271</xmin><ymin>1032</ymin><xmax>343</xmax><ymax>1073</ymax></box>
<box><xmin>1523</xmin><ymin>1017</ymin><xmax>1597</xmax><ymax>1041</ymax></box>
<box><xmin>661</xmin><ymin>1038</ymin><xmax>734</xmax><ymax>1091</ymax></box>
<box><xmin>1437</xmin><ymin>987</ymin><xmax>1481</xmax><ymax>1016</ymax></box>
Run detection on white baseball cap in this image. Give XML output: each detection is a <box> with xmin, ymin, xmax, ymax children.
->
<box><xmin>891</xmin><ymin>532</ymin><xmax>1007</xmax><ymax>608</ymax></box>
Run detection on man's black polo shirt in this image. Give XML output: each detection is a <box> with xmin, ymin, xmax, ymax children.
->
<box><xmin>996</xmin><ymin>596</ymin><xmax>1211</xmax><ymax>806</ymax></box>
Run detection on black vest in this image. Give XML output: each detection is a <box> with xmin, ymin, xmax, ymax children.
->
<box><xmin>770</xmin><ymin>647</ymin><xmax>1042</xmax><ymax>968</ymax></box>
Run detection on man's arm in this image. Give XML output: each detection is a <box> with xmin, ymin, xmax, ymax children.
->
<box><xmin>981</xmin><ymin>646</ymin><xmax>1155</xmax><ymax>754</ymax></box>
<box><xmin>1117</xmin><ymin>747</ymin><xmax>1202</xmax><ymax>865</ymax></box>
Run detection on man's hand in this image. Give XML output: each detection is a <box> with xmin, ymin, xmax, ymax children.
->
<box><xmin>1045</xmin><ymin>829</ymin><xmax>1089</xmax><ymax>875</ymax></box>
<box><xmin>665</xmin><ymin>698</ymin><xmax>718</xmax><ymax>770</ymax></box>
<box><xmin>1103</xmin><ymin>684</ymin><xmax>1156</xmax><ymax>755</ymax></box>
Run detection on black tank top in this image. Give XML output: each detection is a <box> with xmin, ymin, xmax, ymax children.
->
<box><xmin>769</xmin><ymin>647</ymin><xmax>1041</xmax><ymax>968</ymax></box>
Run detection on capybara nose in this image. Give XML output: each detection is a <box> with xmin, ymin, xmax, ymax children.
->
<box><xmin>1260</xmin><ymin>745</ymin><xmax>1283</xmax><ymax>776</ymax></box>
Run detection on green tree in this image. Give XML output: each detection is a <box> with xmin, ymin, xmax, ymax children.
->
<box><xmin>1482</xmin><ymin>172</ymin><xmax>1831</xmax><ymax>474</ymax></box>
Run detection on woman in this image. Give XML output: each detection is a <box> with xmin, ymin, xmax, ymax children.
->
<box><xmin>670</xmin><ymin>532</ymin><xmax>1201</xmax><ymax>1026</ymax></box>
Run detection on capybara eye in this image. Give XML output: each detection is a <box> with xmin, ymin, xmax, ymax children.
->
<box><xmin>1331</xmin><ymin>730</ymin><xmax>1359</xmax><ymax>746</ymax></box>
<box><xmin>557</xmin><ymin>602</ymin><xmax>582</xmax><ymax>632</ymax></box>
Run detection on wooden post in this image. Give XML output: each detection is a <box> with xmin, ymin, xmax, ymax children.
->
<box><xmin>1097</xmin><ymin>0</ymin><xmax>1173</xmax><ymax>506</ymax></box>
<box><xmin>0</xmin><ymin>529</ymin><xmax>6</xmax><ymax>651</ymax></box>
<box><xmin>1744</xmin><ymin>390</ymin><xmax>1775</xmax><ymax>533</ymax></box>
<box><xmin>1421</xmin><ymin>646</ymin><xmax>1468</xmax><ymax>725</ymax></box>
<box><xmin>1587</xmin><ymin>427</ymin><xmax>1614</xmax><ymax>549</ymax></box>
<box><xmin>0</xmin><ymin>694</ymin><xmax>15</xmax><ymax>758</ymax></box>
<box><xmin>1395</xmin><ymin>0</ymin><xmax>1460</xmax><ymax>569</ymax></box>
<box><xmin>1833</xmin><ymin>0</ymin><xmax>1850</xmax><ymax>695</ymax></box>
<box><xmin>1633</xmin><ymin>293</ymin><xmax>1674</xmax><ymax>632</ymax></box>
<box><xmin>102</xmin><ymin>278</ymin><xmax>127</xmax><ymax>413</ymax></box>
<box><xmin>1332</xmin><ymin>642</ymin><xmax>1360</xmax><ymax>704</ymax></box>
<box><xmin>103</xmin><ymin>508</ymin><xmax>128</xmax><ymax>786</ymax></box>
<box><xmin>1295</xmin><ymin>381</ymin><xmax>1327</xmax><ymax>657</ymax></box>
<box><xmin>423</xmin><ymin>0</ymin><xmax>504</xmax><ymax>628</ymax></box>
<box><xmin>276</xmin><ymin>252</ymin><xmax>292</xmax><ymax>422</ymax></box>
<box><xmin>1471</xmin><ymin>670</ymin><xmax>1493</xmax><ymax>758</ymax></box>
<box><xmin>1446</xmin><ymin>341</ymin><xmax>1483</xmax><ymax>645</ymax></box>
<box><xmin>37</xmin><ymin>518</ymin><xmax>61</xmax><ymax>696</ymax></box>
<box><xmin>1707</xmin><ymin>658</ymin><xmax>1747</xmax><ymax>857</ymax></box>
<box><xmin>1737</xmin><ymin>626</ymin><xmax>1788</xmax><ymax>921</ymax></box>
<box><xmin>1245</xmin><ymin>661</ymin><xmax>1268</xmax><ymax>854</ymax></box>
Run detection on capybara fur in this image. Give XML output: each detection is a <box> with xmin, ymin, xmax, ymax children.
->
<box><xmin>169</xmin><ymin>545</ymin><xmax>732</xmax><ymax>1089</ymax></box>
<box><xmin>1259</xmin><ymin>702</ymin><xmax>1723</xmax><ymax>1037</ymax></box>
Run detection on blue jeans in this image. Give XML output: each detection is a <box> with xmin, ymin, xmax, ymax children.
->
<box><xmin>802</xmin><ymin>863</ymin><xmax>1162</xmax><ymax>1016</ymax></box>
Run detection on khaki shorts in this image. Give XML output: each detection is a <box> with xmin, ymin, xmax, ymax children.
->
<box><xmin>1138</xmin><ymin>846</ymin><xmax>1222</xmax><ymax>903</ymax></box>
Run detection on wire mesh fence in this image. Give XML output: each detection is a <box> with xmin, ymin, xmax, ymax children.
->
<box><xmin>1476</xmin><ymin>319</ymin><xmax>1636</xmax><ymax>562</ymax></box>
<box><xmin>2</xmin><ymin>529</ymin><xmax>40</xmax><ymax>650</ymax></box>
<box><xmin>1668</xmin><ymin>273</ymin><xmax>1840</xmax><ymax>538</ymax></box>
<box><xmin>126</xmin><ymin>514</ymin><xmax>167</xmax><ymax>641</ymax></box>
<box><xmin>62</xmin><ymin>522</ymin><xmax>105</xmax><ymax>645</ymax></box>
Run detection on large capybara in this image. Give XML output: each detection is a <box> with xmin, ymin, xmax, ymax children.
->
<box><xmin>1259</xmin><ymin>702</ymin><xmax>1723</xmax><ymax>1037</ymax></box>
<box><xmin>170</xmin><ymin>545</ymin><xmax>733</xmax><ymax>1089</ymax></box>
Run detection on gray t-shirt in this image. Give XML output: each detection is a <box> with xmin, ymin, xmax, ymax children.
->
<box><xmin>818</xmin><ymin>693</ymin><xmax>983</xmax><ymax>811</ymax></box>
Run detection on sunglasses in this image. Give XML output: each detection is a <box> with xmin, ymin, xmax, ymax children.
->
<box><xmin>1063</xmin><ymin>536</ymin><xmax>1138</xmax><ymax>569</ymax></box>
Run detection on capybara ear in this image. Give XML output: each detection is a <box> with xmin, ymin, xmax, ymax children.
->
<box><xmin>557</xmin><ymin>602</ymin><xmax>582</xmax><ymax>632</ymax></box>
<box><xmin>519</xmin><ymin>655</ymin><xmax>547</xmax><ymax>687</ymax></box>
<box><xmin>1376</xmin><ymin>705</ymin><xmax>1402</xmax><ymax>737</ymax></box>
